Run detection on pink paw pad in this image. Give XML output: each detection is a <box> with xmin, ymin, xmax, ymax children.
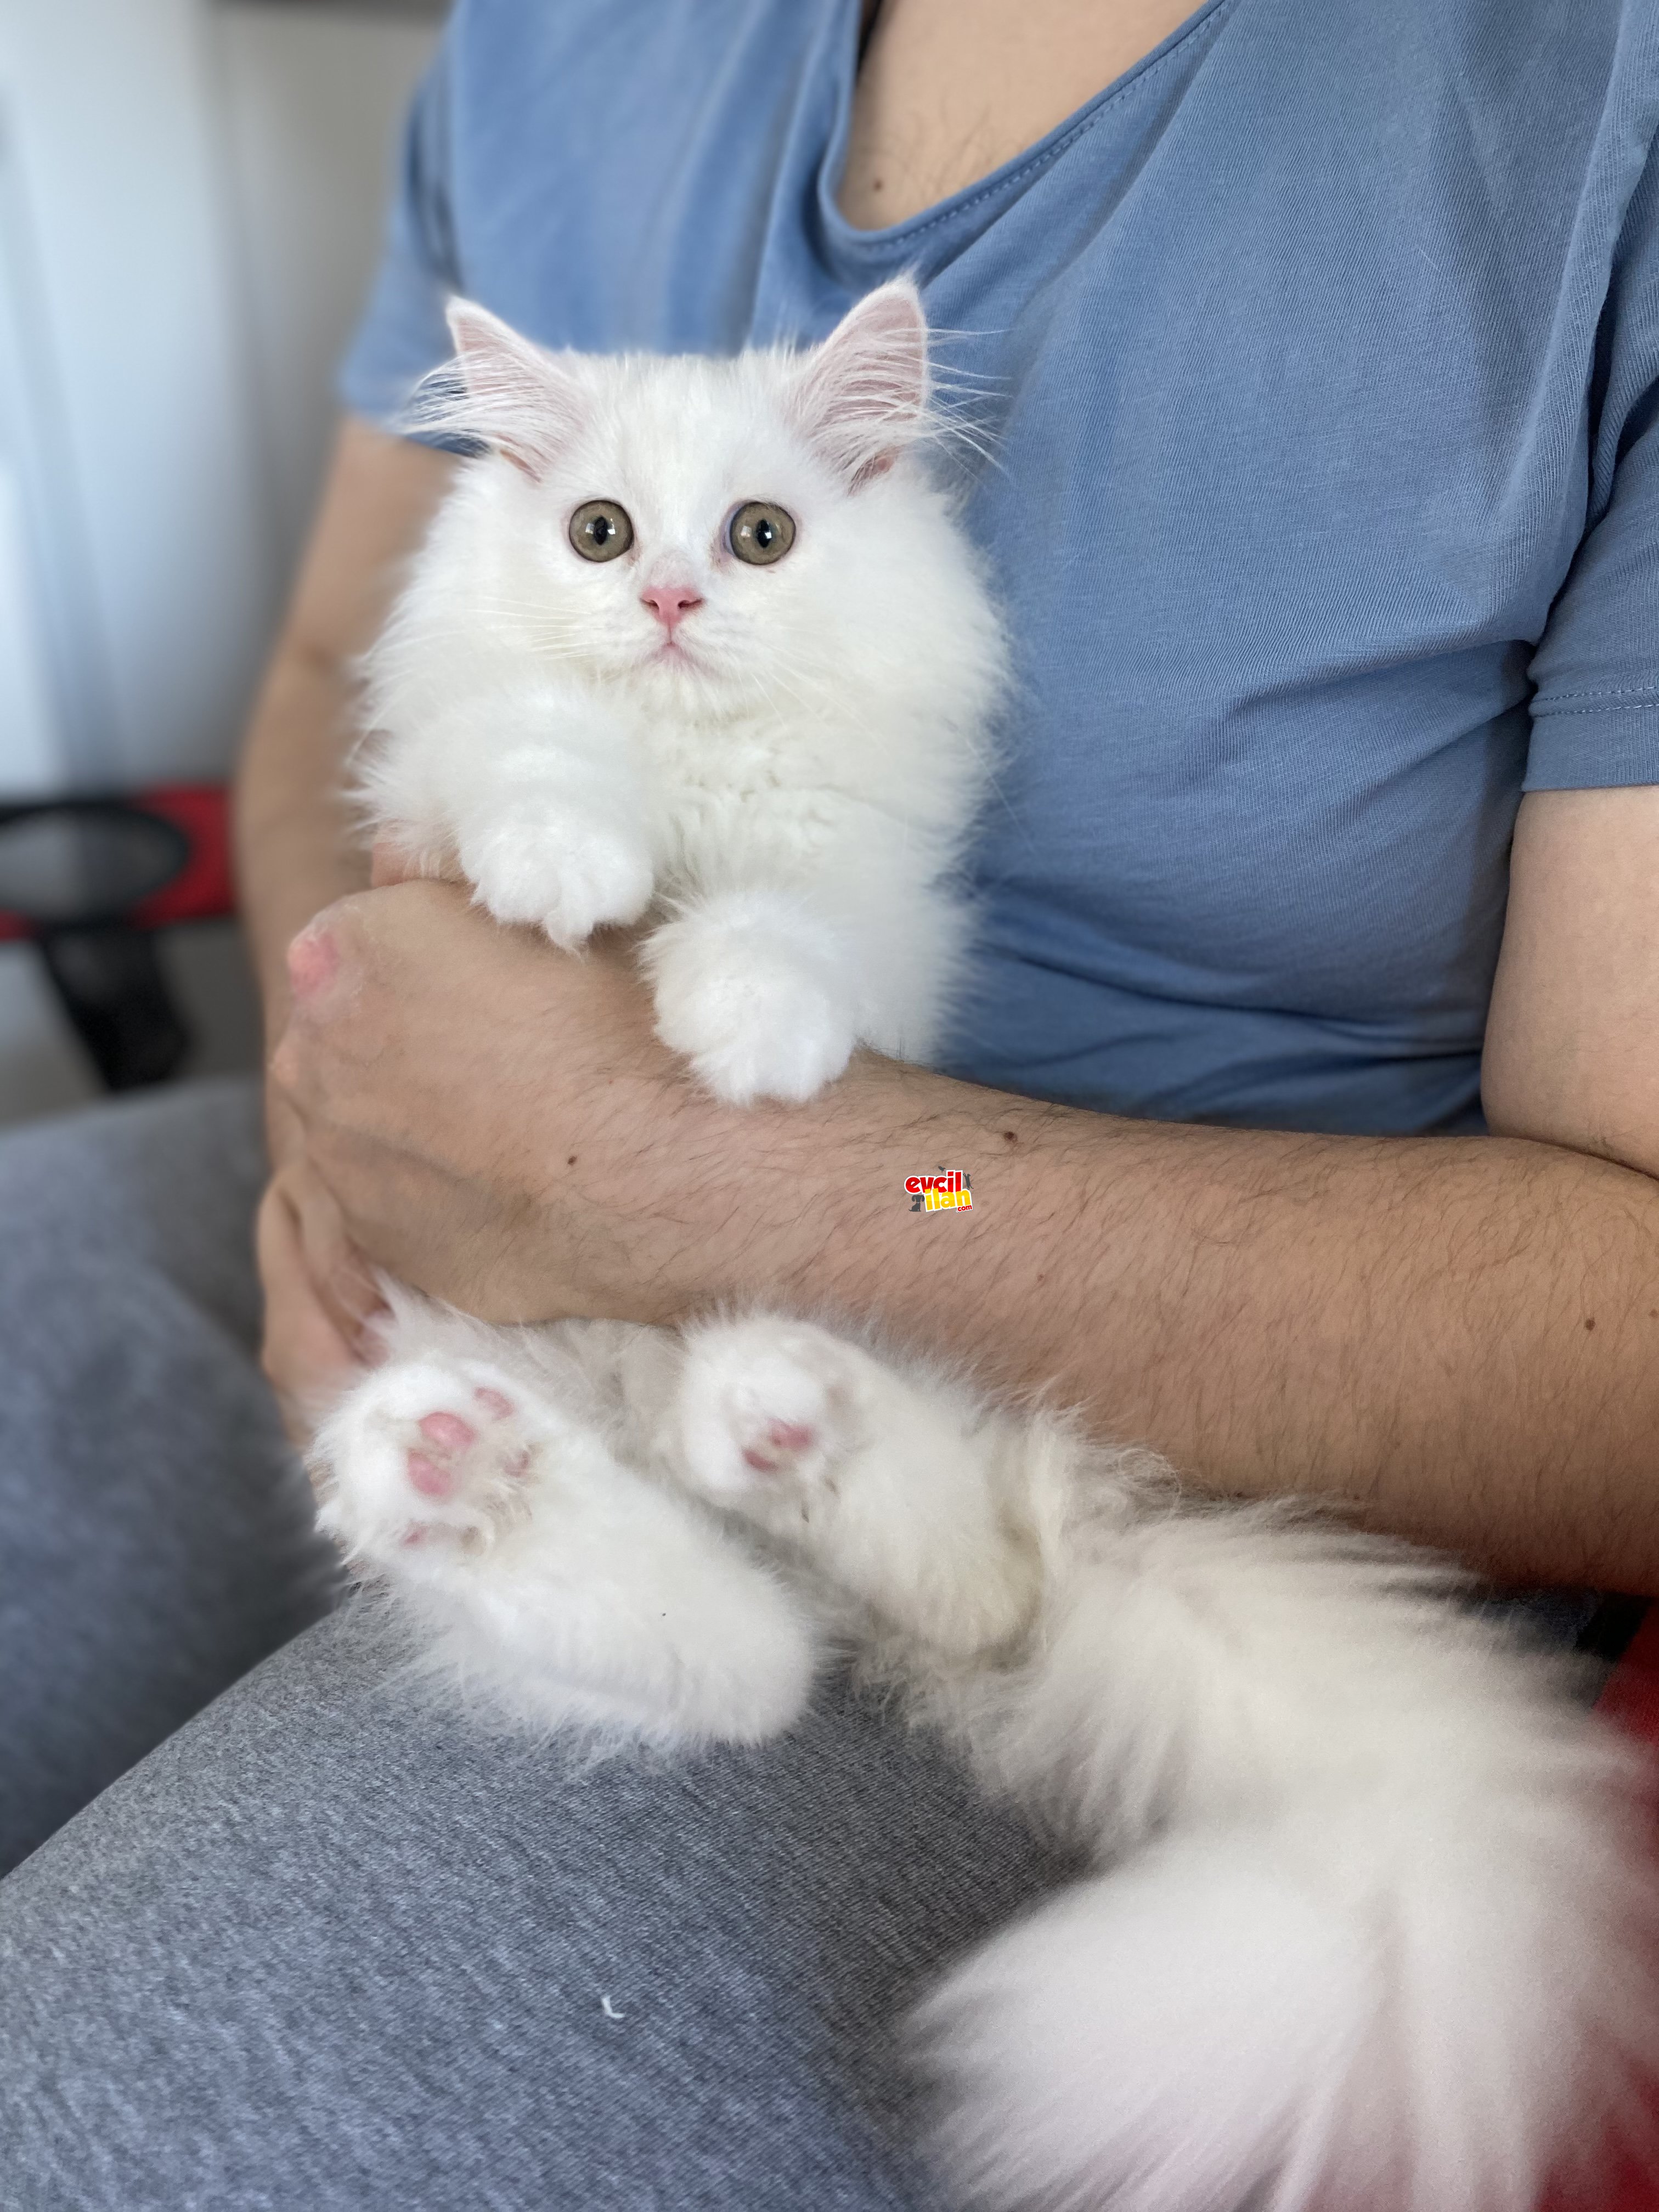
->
<box><xmin>742</xmin><ymin>1419</ymin><xmax>816</xmax><ymax>1473</ymax></box>
<box><xmin>419</xmin><ymin>1411</ymin><xmax>476</xmax><ymax>1452</ymax></box>
<box><xmin>469</xmin><ymin>1387</ymin><xmax>529</xmax><ymax>1475</ymax></box>
<box><xmin>404</xmin><ymin>1410</ymin><xmax>479</xmax><ymax>1500</ymax></box>
<box><xmin>406</xmin><ymin>1451</ymin><xmax>453</xmax><ymax>1498</ymax></box>
<box><xmin>398</xmin><ymin>1381</ymin><xmax>537</xmax><ymax>1517</ymax></box>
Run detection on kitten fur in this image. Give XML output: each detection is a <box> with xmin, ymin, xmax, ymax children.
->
<box><xmin>316</xmin><ymin>283</ymin><xmax>1658</xmax><ymax>2212</ymax></box>
<box><xmin>357</xmin><ymin>280</ymin><xmax>1005</xmax><ymax>1102</ymax></box>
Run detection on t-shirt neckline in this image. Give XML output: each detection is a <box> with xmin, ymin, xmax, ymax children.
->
<box><xmin>815</xmin><ymin>0</ymin><xmax>1240</xmax><ymax>268</ymax></box>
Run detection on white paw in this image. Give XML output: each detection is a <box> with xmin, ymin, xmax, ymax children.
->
<box><xmin>313</xmin><ymin>1357</ymin><xmax>562</xmax><ymax>1567</ymax></box>
<box><xmin>646</xmin><ymin>917</ymin><xmax>856</xmax><ymax>1103</ymax></box>
<box><xmin>460</xmin><ymin>809</ymin><xmax>654</xmax><ymax>948</ymax></box>
<box><xmin>673</xmin><ymin>1321</ymin><xmax>864</xmax><ymax>1506</ymax></box>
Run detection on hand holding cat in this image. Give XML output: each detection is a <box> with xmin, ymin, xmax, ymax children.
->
<box><xmin>269</xmin><ymin>861</ymin><xmax>1005</xmax><ymax>1346</ymax></box>
<box><xmin>255</xmin><ymin>1090</ymin><xmax>387</xmax><ymax>1447</ymax></box>
<box><xmin>270</xmin><ymin>873</ymin><xmax>800</xmax><ymax>1328</ymax></box>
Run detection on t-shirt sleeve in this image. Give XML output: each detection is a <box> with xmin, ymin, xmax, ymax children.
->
<box><xmin>1526</xmin><ymin>140</ymin><xmax>1659</xmax><ymax>789</ymax></box>
<box><xmin>336</xmin><ymin>35</ymin><xmax>461</xmax><ymax>430</ymax></box>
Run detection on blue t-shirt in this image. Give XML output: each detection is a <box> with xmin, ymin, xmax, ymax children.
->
<box><xmin>341</xmin><ymin>0</ymin><xmax>1659</xmax><ymax>1137</ymax></box>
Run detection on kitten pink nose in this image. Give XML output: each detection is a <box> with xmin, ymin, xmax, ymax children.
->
<box><xmin>641</xmin><ymin>584</ymin><xmax>703</xmax><ymax>634</ymax></box>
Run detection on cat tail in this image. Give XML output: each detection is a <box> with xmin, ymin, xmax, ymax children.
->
<box><xmin>915</xmin><ymin>1494</ymin><xmax>1659</xmax><ymax>2211</ymax></box>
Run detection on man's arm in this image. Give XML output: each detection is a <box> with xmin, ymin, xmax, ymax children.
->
<box><xmin>236</xmin><ymin>416</ymin><xmax>455</xmax><ymax>1034</ymax></box>
<box><xmin>1483</xmin><ymin>787</ymin><xmax>1659</xmax><ymax>1173</ymax></box>
<box><xmin>273</xmin><ymin>785</ymin><xmax>1659</xmax><ymax>1590</ymax></box>
<box><xmin>235</xmin><ymin>416</ymin><xmax>455</xmax><ymax>1425</ymax></box>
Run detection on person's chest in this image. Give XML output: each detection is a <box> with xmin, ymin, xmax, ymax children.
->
<box><xmin>441</xmin><ymin>0</ymin><xmax>1639</xmax><ymax>1088</ymax></box>
<box><xmin>835</xmin><ymin>0</ymin><xmax>1206</xmax><ymax>229</ymax></box>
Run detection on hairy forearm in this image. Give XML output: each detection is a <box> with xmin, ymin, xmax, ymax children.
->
<box><xmin>234</xmin><ymin>641</ymin><xmax>369</xmax><ymax>1041</ymax></box>
<box><xmin>233</xmin><ymin>418</ymin><xmax>456</xmax><ymax>1046</ymax></box>
<box><xmin>681</xmin><ymin>1058</ymin><xmax>1659</xmax><ymax>1589</ymax></box>
<box><xmin>276</xmin><ymin>883</ymin><xmax>1658</xmax><ymax>1594</ymax></box>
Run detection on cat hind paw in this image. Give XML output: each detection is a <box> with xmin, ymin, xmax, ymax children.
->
<box><xmin>313</xmin><ymin>1359</ymin><xmax>554</xmax><ymax>1567</ymax></box>
<box><xmin>673</xmin><ymin>1322</ymin><xmax>864</xmax><ymax>1508</ymax></box>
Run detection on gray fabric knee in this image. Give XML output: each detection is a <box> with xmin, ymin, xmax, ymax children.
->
<box><xmin>0</xmin><ymin>1079</ymin><xmax>335</xmax><ymax>1870</ymax></box>
<box><xmin>0</xmin><ymin>1600</ymin><xmax>1068</xmax><ymax>2210</ymax></box>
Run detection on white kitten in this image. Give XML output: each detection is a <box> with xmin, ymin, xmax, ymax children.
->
<box><xmin>358</xmin><ymin>279</ymin><xmax>1004</xmax><ymax>1102</ymax></box>
<box><xmin>315</xmin><ymin>285</ymin><xmax>1657</xmax><ymax>2212</ymax></box>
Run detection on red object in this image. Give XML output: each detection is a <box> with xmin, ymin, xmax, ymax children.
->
<box><xmin>0</xmin><ymin>783</ymin><xmax>234</xmax><ymax>943</ymax></box>
<box><xmin>1600</xmin><ymin>1609</ymin><xmax>1659</xmax><ymax>1746</ymax></box>
<box><xmin>127</xmin><ymin>783</ymin><xmax>236</xmax><ymax>929</ymax></box>
<box><xmin>1541</xmin><ymin>1607</ymin><xmax>1659</xmax><ymax>2212</ymax></box>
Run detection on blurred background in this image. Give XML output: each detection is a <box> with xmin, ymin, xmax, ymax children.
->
<box><xmin>0</xmin><ymin>0</ymin><xmax>444</xmax><ymax>1124</ymax></box>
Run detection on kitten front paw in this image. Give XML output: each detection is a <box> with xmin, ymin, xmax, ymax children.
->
<box><xmin>672</xmin><ymin>1320</ymin><xmax>865</xmax><ymax>1508</ymax></box>
<box><xmin>460</xmin><ymin>811</ymin><xmax>654</xmax><ymax>949</ymax></box>
<box><xmin>313</xmin><ymin>1358</ymin><xmax>559</xmax><ymax>1569</ymax></box>
<box><xmin>646</xmin><ymin>916</ymin><xmax>856</xmax><ymax>1103</ymax></box>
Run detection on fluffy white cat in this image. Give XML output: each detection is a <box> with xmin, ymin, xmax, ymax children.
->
<box><xmin>313</xmin><ymin>281</ymin><xmax>1657</xmax><ymax>2212</ymax></box>
<box><xmin>356</xmin><ymin>280</ymin><xmax>1001</xmax><ymax>1104</ymax></box>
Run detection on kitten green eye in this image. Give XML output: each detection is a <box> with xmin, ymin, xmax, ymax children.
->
<box><xmin>726</xmin><ymin>501</ymin><xmax>796</xmax><ymax>566</ymax></box>
<box><xmin>569</xmin><ymin>500</ymin><xmax>634</xmax><ymax>562</ymax></box>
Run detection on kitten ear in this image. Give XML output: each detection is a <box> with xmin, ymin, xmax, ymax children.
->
<box><xmin>406</xmin><ymin>299</ymin><xmax>585</xmax><ymax>479</ymax></box>
<box><xmin>792</xmin><ymin>279</ymin><xmax>931</xmax><ymax>488</ymax></box>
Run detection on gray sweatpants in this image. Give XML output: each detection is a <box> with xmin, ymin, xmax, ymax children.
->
<box><xmin>0</xmin><ymin>1080</ymin><xmax>1066</xmax><ymax>2210</ymax></box>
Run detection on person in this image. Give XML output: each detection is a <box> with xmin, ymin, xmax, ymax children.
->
<box><xmin>3</xmin><ymin>0</ymin><xmax>1658</xmax><ymax>2201</ymax></box>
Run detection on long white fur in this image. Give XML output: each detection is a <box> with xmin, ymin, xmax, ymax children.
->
<box><xmin>313</xmin><ymin>1297</ymin><xmax>817</xmax><ymax>1748</ymax></box>
<box><xmin>315</xmin><ymin>285</ymin><xmax>1659</xmax><ymax>2210</ymax></box>
<box><xmin>358</xmin><ymin>281</ymin><xmax>1006</xmax><ymax>1099</ymax></box>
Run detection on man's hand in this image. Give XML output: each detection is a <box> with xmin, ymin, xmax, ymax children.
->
<box><xmin>234</xmin><ymin>421</ymin><xmax>458</xmax><ymax>1443</ymax></box>
<box><xmin>269</xmin><ymin>878</ymin><xmax>775</xmax><ymax>1325</ymax></box>
<box><xmin>256</xmin><ymin>1097</ymin><xmax>387</xmax><ymax>1447</ymax></box>
<box><xmin>255</xmin><ymin>1165</ymin><xmax>369</xmax><ymax>1448</ymax></box>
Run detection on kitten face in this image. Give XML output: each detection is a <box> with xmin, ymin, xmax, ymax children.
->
<box><xmin>425</xmin><ymin>283</ymin><xmax>941</xmax><ymax>712</ymax></box>
<box><xmin>493</xmin><ymin>372</ymin><xmax>865</xmax><ymax>700</ymax></box>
